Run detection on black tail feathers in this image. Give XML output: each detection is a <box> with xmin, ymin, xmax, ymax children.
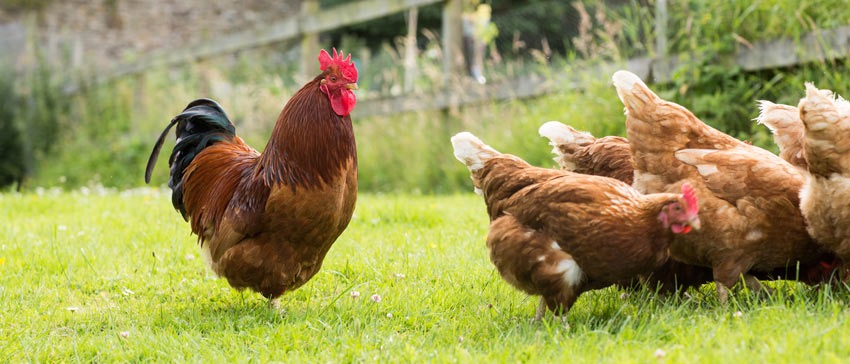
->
<box><xmin>145</xmin><ymin>98</ymin><xmax>236</xmax><ymax>216</ymax></box>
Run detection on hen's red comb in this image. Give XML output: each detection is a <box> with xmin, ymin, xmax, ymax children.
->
<box><xmin>681</xmin><ymin>183</ymin><xmax>699</xmax><ymax>215</ymax></box>
<box><xmin>318</xmin><ymin>48</ymin><xmax>358</xmax><ymax>81</ymax></box>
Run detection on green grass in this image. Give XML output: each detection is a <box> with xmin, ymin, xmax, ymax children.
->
<box><xmin>3</xmin><ymin>190</ymin><xmax>850</xmax><ymax>362</ymax></box>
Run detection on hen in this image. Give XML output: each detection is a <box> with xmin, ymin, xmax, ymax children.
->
<box><xmin>145</xmin><ymin>49</ymin><xmax>359</xmax><ymax>306</ymax></box>
<box><xmin>451</xmin><ymin>132</ymin><xmax>700</xmax><ymax>319</ymax></box>
<box><xmin>797</xmin><ymin>84</ymin><xmax>850</xmax><ymax>274</ymax></box>
<box><xmin>539</xmin><ymin>121</ymin><xmax>714</xmax><ymax>293</ymax></box>
<box><xmin>613</xmin><ymin>70</ymin><xmax>826</xmax><ymax>302</ymax></box>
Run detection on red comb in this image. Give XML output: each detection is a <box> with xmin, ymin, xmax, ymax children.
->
<box><xmin>681</xmin><ymin>183</ymin><xmax>699</xmax><ymax>215</ymax></box>
<box><xmin>318</xmin><ymin>48</ymin><xmax>358</xmax><ymax>81</ymax></box>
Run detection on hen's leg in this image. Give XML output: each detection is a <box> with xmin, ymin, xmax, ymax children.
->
<box><xmin>713</xmin><ymin>264</ymin><xmax>746</xmax><ymax>304</ymax></box>
<box><xmin>534</xmin><ymin>298</ymin><xmax>547</xmax><ymax>321</ymax></box>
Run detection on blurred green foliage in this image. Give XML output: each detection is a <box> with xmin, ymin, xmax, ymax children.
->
<box><xmin>4</xmin><ymin>0</ymin><xmax>850</xmax><ymax>192</ymax></box>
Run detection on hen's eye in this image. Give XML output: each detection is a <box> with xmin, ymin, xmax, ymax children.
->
<box><xmin>673</xmin><ymin>205</ymin><xmax>681</xmax><ymax>211</ymax></box>
<box><xmin>330</xmin><ymin>76</ymin><xmax>337</xmax><ymax>82</ymax></box>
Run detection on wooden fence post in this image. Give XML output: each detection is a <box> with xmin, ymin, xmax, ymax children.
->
<box><xmin>300</xmin><ymin>0</ymin><xmax>320</xmax><ymax>82</ymax></box>
<box><xmin>654</xmin><ymin>0</ymin><xmax>669</xmax><ymax>81</ymax></box>
<box><xmin>404</xmin><ymin>7</ymin><xmax>419</xmax><ymax>93</ymax></box>
<box><xmin>441</xmin><ymin>0</ymin><xmax>463</xmax><ymax>88</ymax></box>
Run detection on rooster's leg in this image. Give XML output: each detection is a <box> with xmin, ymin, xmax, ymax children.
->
<box><xmin>716</xmin><ymin>283</ymin><xmax>730</xmax><ymax>304</ymax></box>
<box><xmin>268</xmin><ymin>297</ymin><xmax>281</xmax><ymax>310</ymax></box>
<box><xmin>534</xmin><ymin>297</ymin><xmax>547</xmax><ymax>321</ymax></box>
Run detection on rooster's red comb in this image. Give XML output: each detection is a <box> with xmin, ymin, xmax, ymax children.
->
<box><xmin>681</xmin><ymin>183</ymin><xmax>699</xmax><ymax>215</ymax></box>
<box><xmin>318</xmin><ymin>48</ymin><xmax>358</xmax><ymax>81</ymax></box>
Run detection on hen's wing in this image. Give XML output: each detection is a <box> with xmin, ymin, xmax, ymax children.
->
<box><xmin>756</xmin><ymin>101</ymin><xmax>807</xmax><ymax>169</ymax></box>
<box><xmin>674</xmin><ymin>147</ymin><xmax>803</xmax><ymax>203</ymax></box>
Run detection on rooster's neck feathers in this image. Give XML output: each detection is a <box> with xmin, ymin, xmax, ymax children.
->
<box><xmin>258</xmin><ymin>76</ymin><xmax>357</xmax><ymax>189</ymax></box>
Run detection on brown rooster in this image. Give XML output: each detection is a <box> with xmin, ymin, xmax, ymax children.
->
<box><xmin>145</xmin><ymin>49</ymin><xmax>359</xmax><ymax>306</ymax></box>
<box><xmin>539</xmin><ymin>121</ymin><xmax>714</xmax><ymax>293</ymax></box>
<box><xmin>451</xmin><ymin>132</ymin><xmax>700</xmax><ymax>319</ymax></box>
<box><xmin>612</xmin><ymin>70</ymin><xmax>829</xmax><ymax>302</ymax></box>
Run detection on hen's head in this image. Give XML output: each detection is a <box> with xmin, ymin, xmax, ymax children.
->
<box><xmin>658</xmin><ymin>183</ymin><xmax>701</xmax><ymax>234</ymax></box>
<box><xmin>318</xmin><ymin>48</ymin><xmax>359</xmax><ymax>116</ymax></box>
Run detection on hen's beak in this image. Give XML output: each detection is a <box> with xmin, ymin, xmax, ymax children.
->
<box><xmin>346</xmin><ymin>83</ymin><xmax>359</xmax><ymax>90</ymax></box>
<box><xmin>688</xmin><ymin>216</ymin><xmax>701</xmax><ymax>230</ymax></box>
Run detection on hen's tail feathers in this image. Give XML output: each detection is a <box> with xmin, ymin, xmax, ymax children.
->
<box><xmin>451</xmin><ymin>132</ymin><xmax>500</xmax><ymax>172</ymax></box>
<box><xmin>538</xmin><ymin>121</ymin><xmax>595</xmax><ymax>148</ymax></box>
<box><xmin>756</xmin><ymin>101</ymin><xmax>798</xmax><ymax>133</ymax></box>
<box><xmin>612</xmin><ymin>70</ymin><xmax>656</xmax><ymax>115</ymax></box>
<box><xmin>538</xmin><ymin>121</ymin><xmax>595</xmax><ymax>169</ymax></box>
<box><xmin>144</xmin><ymin>98</ymin><xmax>237</xmax><ymax>215</ymax></box>
<box><xmin>756</xmin><ymin>100</ymin><xmax>807</xmax><ymax>168</ymax></box>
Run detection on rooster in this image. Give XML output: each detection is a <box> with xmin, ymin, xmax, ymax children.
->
<box><xmin>451</xmin><ymin>132</ymin><xmax>700</xmax><ymax>319</ymax></box>
<box><xmin>145</xmin><ymin>49</ymin><xmax>359</xmax><ymax>306</ymax></box>
<box><xmin>538</xmin><ymin>121</ymin><xmax>714</xmax><ymax>293</ymax></box>
<box><xmin>612</xmin><ymin>70</ymin><xmax>829</xmax><ymax>302</ymax></box>
<box><xmin>797</xmin><ymin>83</ymin><xmax>850</xmax><ymax>277</ymax></box>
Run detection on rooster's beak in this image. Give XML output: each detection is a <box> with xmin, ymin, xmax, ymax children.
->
<box><xmin>346</xmin><ymin>83</ymin><xmax>359</xmax><ymax>90</ymax></box>
<box><xmin>688</xmin><ymin>216</ymin><xmax>701</xmax><ymax>231</ymax></box>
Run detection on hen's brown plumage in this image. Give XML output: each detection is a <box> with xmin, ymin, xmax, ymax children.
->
<box><xmin>146</xmin><ymin>50</ymin><xmax>359</xmax><ymax>303</ymax></box>
<box><xmin>452</xmin><ymin>132</ymin><xmax>699</xmax><ymax>318</ymax></box>
<box><xmin>756</xmin><ymin>100</ymin><xmax>807</xmax><ymax>169</ymax></box>
<box><xmin>798</xmin><ymin>84</ymin><xmax>850</xmax><ymax>270</ymax></box>
<box><xmin>538</xmin><ymin>121</ymin><xmax>715</xmax><ymax>293</ymax></box>
<box><xmin>538</xmin><ymin>121</ymin><xmax>634</xmax><ymax>184</ymax></box>
<box><xmin>613</xmin><ymin>70</ymin><xmax>826</xmax><ymax>302</ymax></box>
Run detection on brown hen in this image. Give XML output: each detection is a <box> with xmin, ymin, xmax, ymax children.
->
<box><xmin>452</xmin><ymin>132</ymin><xmax>700</xmax><ymax>319</ymax></box>
<box><xmin>613</xmin><ymin>70</ymin><xmax>827</xmax><ymax>302</ymax></box>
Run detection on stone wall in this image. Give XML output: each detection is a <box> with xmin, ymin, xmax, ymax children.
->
<box><xmin>0</xmin><ymin>0</ymin><xmax>301</xmax><ymax>71</ymax></box>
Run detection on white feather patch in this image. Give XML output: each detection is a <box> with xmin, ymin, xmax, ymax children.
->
<box><xmin>555</xmin><ymin>259</ymin><xmax>584</xmax><ymax>287</ymax></box>
<box><xmin>696</xmin><ymin>164</ymin><xmax>719</xmax><ymax>176</ymax></box>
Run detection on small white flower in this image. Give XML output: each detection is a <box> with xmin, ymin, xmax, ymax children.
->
<box><xmin>654</xmin><ymin>349</ymin><xmax>666</xmax><ymax>359</ymax></box>
<box><xmin>121</xmin><ymin>288</ymin><xmax>134</xmax><ymax>296</ymax></box>
<box><xmin>57</xmin><ymin>225</ymin><xmax>67</xmax><ymax>231</ymax></box>
<box><xmin>66</xmin><ymin>306</ymin><xmax>80</xmax><ymax>312</ymax></box>
<box><xmin>394</xmin><ymin>273</ymin><xmax>405</xmax><ymax>279</ymax></box>
<box><xmin>185</xmin><ymin>254</ymin><xmax>195</xmax><ymax>260</ymax></box>
<box><xmin>371</xmin><ymin>294</ymin><xmax>382</xmax><ymax>303</ymax></box>
<box><xmin>119</xmin><ymin>331</ymin><xmax>130</xmax><ymax>338</ymax></box>
<box><xmin>350</xmin><ymin>291</ymin><xmax>361</xmax><ymax>299</ymax></box>
<box><xmin>734</xmin><ymin>311</ymin><xmax>743</xmax><ymax>318</ymax></box>
<box><xmin>386</xmin><ymin>313</ymin><xmax>393</xmax><ymax>318</ymax></box>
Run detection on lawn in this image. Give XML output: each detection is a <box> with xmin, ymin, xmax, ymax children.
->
<box><xmin>3</xmin><ymin>188</ymin><xmax>850</xmax><ymax>362</ymax></box>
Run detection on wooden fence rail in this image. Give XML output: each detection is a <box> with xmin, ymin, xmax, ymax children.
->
<box><xmin>358</xmin><ymin>25</ymin><xmax>850</xmax><ymax>117</ymax></box>
<box><xmin>93</xmin><ymin>0</ymin><xmax>448</xmax><ymax>84</ymax></box>
<box><xmin>68</xmin><ymin>0</ymin><xmax>850</xmax><ymax>118</ymax></box>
